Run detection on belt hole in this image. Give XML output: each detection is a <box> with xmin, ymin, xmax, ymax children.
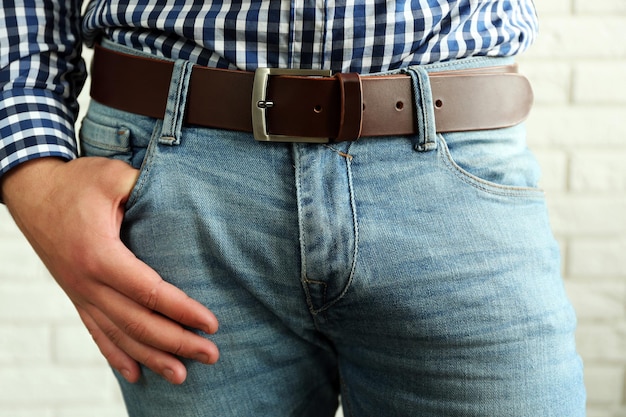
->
<box><xmin>435</xmin><ymin>99</ymin><xmax>443</xmax><ymax>109</ymax></box>
<box><xmin>395</xmin><ymin>101</ymin><xmax>404</xmax><ymax>111</ymax></box>
<box><xmin>314</xmin><ymin>104</ymin><xmax>323</xmax><ymax>113</ymax></box>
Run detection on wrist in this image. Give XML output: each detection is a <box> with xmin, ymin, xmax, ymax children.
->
<box><xmin>1</xmin><ymin>157</ymin><xmax>66</xmax><ymax>207</ymax></box>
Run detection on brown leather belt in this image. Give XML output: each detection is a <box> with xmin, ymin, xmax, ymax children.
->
<box><xmin>90</xmin><ymin>43</ymin><xmax>533</xmax><ymax>143</ymax></box>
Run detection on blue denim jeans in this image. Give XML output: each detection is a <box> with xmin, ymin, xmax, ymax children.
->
<box><xmin>79</xmin><ymin>42</ymin><xmax>586</xmax><ymax>417</ymax></box>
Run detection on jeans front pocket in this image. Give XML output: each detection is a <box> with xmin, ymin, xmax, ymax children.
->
<box><xmin>437</xmin><ymin>123</ymin><xmax>545</xmax><ymax>198</ymax></box>
<box><xmin>78</xmin><ymin>101</ymin><xmax>161</xmax><ymax>210</ymax></box>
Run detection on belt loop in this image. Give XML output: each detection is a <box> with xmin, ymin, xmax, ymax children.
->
<box><xmin>159</xmin><ymin>59</ymin><xmax>194</xmax><ymax>146</ymax></box>
<box><xmin>402</xmin><ymin>66</ymin><xmax>437</xmax><ymax>152</ymax></box>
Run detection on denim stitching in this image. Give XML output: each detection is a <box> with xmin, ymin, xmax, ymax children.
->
<box><xmin>437</xmin><ymin>134</ymin><xmax>545</xmax><ymax>198</ymax></box>
<box><xmin>125</xmin><ymin>120</ymin><xmax>163</xmax><ymax>210</ymax></box>
<box><xmin>160</xmin><ymin>59</ymin><xmax>193</xmax><ymax>145</ymax></box>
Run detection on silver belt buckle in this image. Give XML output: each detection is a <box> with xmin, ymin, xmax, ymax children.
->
<box><xmin>251</xmin><ymin>68</ymin><xmax>332</xmax><ymax>143</ymax></box>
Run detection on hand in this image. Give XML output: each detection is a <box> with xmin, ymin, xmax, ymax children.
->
<box><xmin>1</xmin><ymin>157</ymin><xmax>219</xmax><ymax>384</ymax></box>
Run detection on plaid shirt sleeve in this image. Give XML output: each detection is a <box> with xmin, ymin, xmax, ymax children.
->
<box><xmin>0</xmin><ymin>0</ymin><xmax>87</xmax><ymax>181</ymax></box>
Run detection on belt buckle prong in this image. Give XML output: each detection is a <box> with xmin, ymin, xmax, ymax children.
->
<box><xmin>251</xmin><ymin>68</ymin><xmax>332</xmax><ymax>143</ymax></box>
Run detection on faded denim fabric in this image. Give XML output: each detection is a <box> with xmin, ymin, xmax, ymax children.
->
<box><xmin>78</xmin><ymin>44</ymin><xmax>586</xmax><ymax>417</ymax></box>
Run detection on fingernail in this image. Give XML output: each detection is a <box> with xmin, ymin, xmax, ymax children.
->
<box><xmin>194</xmin><ymin>353</ymin><xmax>210</xmax><ymax>364</ymax></box>
<box><xmin>163</xmin><ymin>368</ymin><xmax>175</xmax><ymax>381</ymax></box>
<box><xmin>206</xmin><ymin>317</ymin><xmax>219</xmax><ymax>334</ymax></box>
<box><xmin>120</xmin><ymin>369</ymin><xmax>132</xmax><ymax>381</ymax></box>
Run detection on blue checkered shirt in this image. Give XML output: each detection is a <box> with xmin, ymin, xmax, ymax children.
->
<box><xmin>0</xmin><ymin>0</ymin><xmax>538</xmax><ymax>179</ymax></box>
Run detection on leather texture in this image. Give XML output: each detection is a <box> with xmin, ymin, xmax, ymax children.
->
<box><xmin>90</xmin><ymin>44</ymin><xmax>534</xmax><ymax>142</ymax></box>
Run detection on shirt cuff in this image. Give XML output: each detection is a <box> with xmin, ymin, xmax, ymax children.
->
<box><xmin>0</xmin><ymin>88</ymin><xmax>78</xmax><ymax>181</ymax></box>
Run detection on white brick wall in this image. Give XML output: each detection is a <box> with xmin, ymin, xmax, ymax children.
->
<box><xmin>1</xmin><ymin>2</ymin><xmax>625</xmax><ymax>415</ymax></box>
<box><xmin>518</xmin><ymin>2</ymin><xmax>626</xmax><ymax>416</ymax></box>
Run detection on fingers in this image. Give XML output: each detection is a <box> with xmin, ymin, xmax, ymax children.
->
<box><xmin>79</xmin><ymin>281</ymin><xmax>220</xmax><ymax>384</ymax></box>
<box><xmin>80</xmin><ymin>305</ymin><xmax>189</xmax><ymax>384</ymax></box>
<box><xmin>87</xmin><ymin>308</ymin><xmax>189</xmax><ymax>385</ymax></box>
<box><xmin>117</xmin><ymin>261</ymin><xmax>219</xmax><ymax>335</ymax></box>
<box><xmin>77</xmin><ymin>247</ymin><xmax>220</xmax><ymax>383</ymax></box>
<box><xmin>78</xmin><ymin>307</ymin><xmax>142</xmax><ymax>383</ymax></box>
<box><xmin>98</xmin><ymin>280</ymin><xmax>220</xmax><ymax>361</ymax></box>
<box><xmin>96</xmin><ymin>243</ymin><xmax>219</xmax><ymax>334</ymax></box>
<box><xmin>77</xmin><ymin>187</ymin><xmax>222</xmax><ymax>384</ymax></box>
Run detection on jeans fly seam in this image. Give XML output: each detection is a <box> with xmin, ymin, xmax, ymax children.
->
<box><xmin>293</xmin><ymin>144</ymin><xmax>319</xmax><ymax>322</ymax></box>
<box><xmin>309</xmin><ymin>144</ymin><xmax>359</xmax><ymax>315</ymax></box>
<box><xmin>344</xmin><ymin>143</ymin><xmax>359</xmax><ymax>300</ymax></box>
